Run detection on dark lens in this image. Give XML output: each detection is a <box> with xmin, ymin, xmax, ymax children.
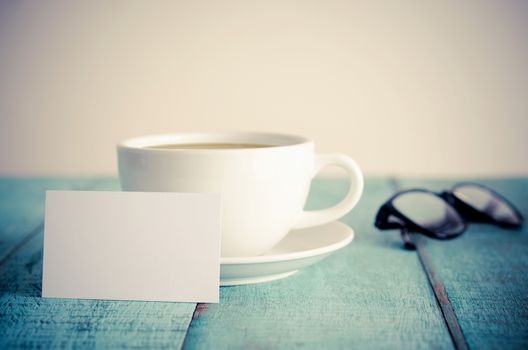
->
<box><xmin>453</xmin><ymin>184</ymin><xmax>523</xmax><ymax>226</ymax></box>
<box><xmin>392</xmin><ymin>191</ymin><xmax>465</xmax><ymax>237</ymax></box>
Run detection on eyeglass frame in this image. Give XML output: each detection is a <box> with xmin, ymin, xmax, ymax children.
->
<box><xmin>374</xmin><ymin>183</ymin><xmax>524</xmax><ymax>249</ymax></box>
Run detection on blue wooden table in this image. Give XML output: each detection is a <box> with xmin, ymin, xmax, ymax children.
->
<box><xmin>0</xmin><ymin>177</ymin><xmax>526</xmax><ymax>349</ymax></box>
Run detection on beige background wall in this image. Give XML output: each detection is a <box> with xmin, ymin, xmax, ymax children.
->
<box><xmin>1</xmin><ymin>0</ymin><xmax>527</xmax><ymax>177</ymax></box>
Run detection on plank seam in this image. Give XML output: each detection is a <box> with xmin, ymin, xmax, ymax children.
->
<box><xmin>390</xmin><ymin>177</ymin><xmax>469</xmax><ymax>350</ymax></box>
<box><xmin>0</xmin><ymin>222</ymin><xmax>43</xmax><ymax>268</ymax></box>
<box><xmin>0</xmin><ymin>179</ymin><xmax>103</xmax><ymax>269</ymax></box>
<box><xmin>415</xmin><ymin>237</ymin><xmax>469</xmax><ymax>350</ymax></box>
<box><xmin>181</xmin><ymin>303</ymin><xmax>204</xmax><ymax>349</ymax></box>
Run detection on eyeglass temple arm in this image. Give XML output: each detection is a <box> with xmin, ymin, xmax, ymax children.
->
<box><xmin>375</xmin><ymin>205</ymin><xmax>403</xmax><ymax>229</ymax></box>
<box><xmin>375</xmin><ymin>205</ymin><xmax>419</xmax><ymax>250</ymax></box>
<box><xmin>401</xmin><ymin>228</ymin><xmax>416</xmax><ymax>250</ymax></box>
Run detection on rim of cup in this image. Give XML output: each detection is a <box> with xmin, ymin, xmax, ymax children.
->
<box><xmin>117</xmin><ymin>131</ymin><xmax>313</xmax><ymax>152</ymax></box>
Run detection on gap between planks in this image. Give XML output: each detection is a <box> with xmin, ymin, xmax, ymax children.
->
<box><xmin>182</xmin><ymin>303</ymin><xmax>207</xmax><ymax>349</ymax></box>
<box><xmin>0</xmin><ymin>179</ymin><xmax>106</xmax><ymax>269</ymax></box>
<box><xmin>391</xmin><ymin>177</ymin><xmax>469</xmax><ymax>350</ymax></box>
<box><xmin>0</xmin><ymin>222</ymin><xmax>43</xmax><ymax>269</ymax></box>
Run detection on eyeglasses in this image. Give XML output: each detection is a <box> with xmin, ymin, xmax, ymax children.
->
<box><xmin>375</xmin><ymin>183</ymin><xmax>524</xmax><ymax>249</ymax></box>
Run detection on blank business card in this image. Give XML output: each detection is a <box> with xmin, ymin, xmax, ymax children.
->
<box><xmin>42</xmin><ymin>190</ymin><xmax>221</xmax><ymax>303</ymax></box>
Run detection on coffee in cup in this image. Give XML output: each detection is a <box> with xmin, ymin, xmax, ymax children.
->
<box><xmin>146</xmin><ymin>143</ymin><xmax>274</xmax><ymax>149</ymax></box>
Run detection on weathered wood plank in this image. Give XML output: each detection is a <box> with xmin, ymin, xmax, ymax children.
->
<box><xmin>183</xmin><ymin>178</ymin><xmax>453</xmax><ymax>349</ymax></box>
<box><xmin>0</xmin><ymin>177</ymin><xmax>196</xmax><ymax>349</ymax></box>
<box><xmin>397</xmin><ymin>178</ymin><xmax>528</xmax><ymax>349</ymax></box>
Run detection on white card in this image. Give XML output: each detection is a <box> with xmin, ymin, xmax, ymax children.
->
<box><xmin>42</xmin><ymin>190</ymin><xmax>221</xmax><ymax>303</ymax></box>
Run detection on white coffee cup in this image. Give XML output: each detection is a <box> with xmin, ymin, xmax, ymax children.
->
<box><xmin>117</xmin><ymin>132</ymin><xmax>363</xmax><ymax>257</ymax></box>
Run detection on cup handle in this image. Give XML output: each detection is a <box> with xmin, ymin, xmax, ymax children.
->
<box><xmin>292</xmin><ymin>153</ymin><xmax>364</xmax><ymax>229</ymax></box>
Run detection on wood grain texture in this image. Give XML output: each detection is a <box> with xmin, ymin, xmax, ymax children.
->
<box><xmin>183</xmin><ymin>178</ymin><xmax>452</xmax><ymax>349</ymax></box>
<box><xmin>0</xmin><ymin>177</ymin><xmax>196</xmax><ymax>349</ymax></box>
<box><xmin>397</xmin><ymin>178</ymin><xmax>528</xmax><ymax>349</ymax></box>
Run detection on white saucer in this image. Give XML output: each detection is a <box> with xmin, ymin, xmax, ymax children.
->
<box><xmin>220</xmin><ymin>221</ymin><xmax>354</xmax><ymax>286</ymax></box>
